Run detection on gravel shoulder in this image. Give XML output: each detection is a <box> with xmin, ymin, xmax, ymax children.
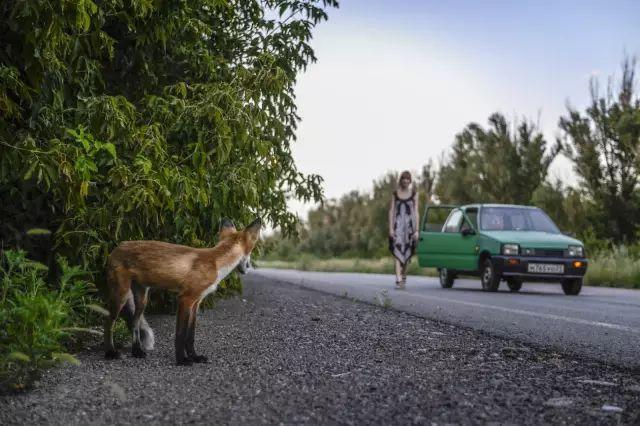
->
<box><xmin>1</xmin><ymin>274</ymin><xmax>640</xmax><ymax>425</ymax></box>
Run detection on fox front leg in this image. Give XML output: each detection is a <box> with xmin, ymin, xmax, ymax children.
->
<box><xmin>186</xmin><ymin>301</ymin><xmax>208</xmax><ymax>363</ymax></box>
<box><xmin>175</xmin><ymin>298</ymin><xmax>194</xmax><ymax>366</ymax></box>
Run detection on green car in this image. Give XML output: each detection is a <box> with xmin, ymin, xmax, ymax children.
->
<box><xmin>417</xmin><ymin>204</ymin><xmax>588</xmax><ymax>295</ymax></box>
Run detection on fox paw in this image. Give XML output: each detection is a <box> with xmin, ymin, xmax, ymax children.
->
<box><xmin>189</xmin><ymin>354</ymin><xmax>209</xmax><ymax>363</ymax></box>
<box><xmin>176</xmin><ymin>358</ymin><xmax>194</xmax><ymax>367</ymax></box>
<box><xmin>132</xmin><ymin>346</ymin><xmax>147</xmax><ymax>358</ymax></box>
<box><xmin>105</xmin><ymin>350</ymin><xmax>121</xmax><ymax>360</ymax></box>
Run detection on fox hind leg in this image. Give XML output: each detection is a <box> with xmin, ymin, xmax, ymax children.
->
<box><xmin>131</xmin><ymin>282</ymin><xmax>150</xmax><ymax>358</ymax></box>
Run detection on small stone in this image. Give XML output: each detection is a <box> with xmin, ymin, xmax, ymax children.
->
<box><xmin>601</xmin><ymin>404</ymin><xmax>623</xmax><ymax>413</ymax></box>
<box><xmin>579</xmin><ymin>379</ymin><xmax>616</xmax><ymax>387</ymax></box>
<box><xmin>626</xmin><ymin>385</ymin><xmax>640</xmax><ymax>393</ymax></box>
<box><xmin>501</xmin><ymin>346</ymin><xmax>531</xmax><ymax>357</ymax></box>
<box><xmin>544</xmin><ymin>397</ymin><xmax>573</xmax><ymax>408</ymax></box>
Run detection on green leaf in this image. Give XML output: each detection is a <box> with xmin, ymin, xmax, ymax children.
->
<box><xmin>87</xmin><ymin>304</ymin><xmax>109</xmax><ymax>316</ymax></box>
<box><xmin>26</xmin><ymin>228</ymin><xmax>52</xmax><ymax>236</ymax></box>
<box><xmin>8</xmin><ymin>352</ymin><xmax>31</xmax><ymax>363</ymax></box>
<box><xmin>52</xmin><ymin>352</ymin><xmax>81</xmax><ymax>366</ymax></box>
<box><xmin>102</xmin><ymin>143</ymin><xmax>117</xmax><ymax>159</ymax></box>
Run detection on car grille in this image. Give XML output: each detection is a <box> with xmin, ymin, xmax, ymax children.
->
<box><xmin>533</xmin><ymin>249</ymin><xmax>564</xmax><ymax>258</ymax></box>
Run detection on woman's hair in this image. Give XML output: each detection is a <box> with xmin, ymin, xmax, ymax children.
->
<box><xmin>398</xmin><ymin>170</ymin><xmax>412</xmax><ymax>185</ymax></box>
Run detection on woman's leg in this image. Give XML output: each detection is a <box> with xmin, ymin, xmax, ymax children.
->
<box><xmin>402</xmin><ymin>259</ymin><xmax>410</xmax><ymax>283</ymax></box>
<box><xmin>394</xmin><ymin>259</ymin><xmax>403</xmax><ymax>284</ymax></box>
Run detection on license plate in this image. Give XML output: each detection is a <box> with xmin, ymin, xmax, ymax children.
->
<box><xmin>527</xmin><ymin>263</ymin><xmax>564</xmax><ymax>274</ymax></box>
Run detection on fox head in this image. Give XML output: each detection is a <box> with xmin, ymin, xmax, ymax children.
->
<box><xmin>218</xmin><ymin>217</ymin><xmax>262</xmax><ymax>274</ymax></box>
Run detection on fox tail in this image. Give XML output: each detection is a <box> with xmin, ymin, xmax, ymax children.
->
<box><xmin>120</xmin><ymin>290</ymin><xmax>155</xmax><ymax>351</ymax></box>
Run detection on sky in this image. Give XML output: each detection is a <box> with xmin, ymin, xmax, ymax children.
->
<box><xmin>289</xmin><ymin>0</ymin><xmax>640</xmax><ymax>218</ymax></box>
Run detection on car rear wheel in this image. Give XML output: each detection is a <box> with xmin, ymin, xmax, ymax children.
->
<box><xmin>439</xmin><ymin>268</ymin><xmax>455</xmax><ymax>288</ymax></box>
<box><xmin>480</xmin><ymin>259</ymin><xmax>500</xmax><ymax>292</ymax></box>
<box><xmin>561</xmin><ymin>278</ymin><xmax>582</xmax><ymax>295</ymax></box>
<box><xmin>506</xmin><ymin>278</ymin><xmax>522</xmax><ymax>292</ymax></box>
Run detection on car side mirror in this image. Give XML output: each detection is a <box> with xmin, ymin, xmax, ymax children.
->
<box><xmin>461</xmin><ymin>228</ymin><xmax>476</xmax><ymax>236</ymax></box>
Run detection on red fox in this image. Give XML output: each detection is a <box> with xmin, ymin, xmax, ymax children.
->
<box><xmin>103</xmin><ymin>218</ymin><xmax>261</xmax><ymax>365</ymax></box>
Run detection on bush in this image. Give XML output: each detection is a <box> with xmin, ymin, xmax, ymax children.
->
<box><xmin>0</xmin><ymin>1</ymin><xmax>337</xmax><ymax>312</ymax></box>
<box><xmin>0</xmin><ymin>251</ymin><xmax>94</xmax><ymax>391</ymax></box>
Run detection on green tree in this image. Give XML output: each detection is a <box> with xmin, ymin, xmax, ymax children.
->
<box><xmin>268</xmin><ymin>170</ymin><xmax>433</xmax><ymax>259</ymax></box>
<box><xmin>531</xmin><ymin>179</ymin><xmax>590</xmax><ymax>236</ymax></box>
<box><xmin>0</xmin><ymin>1</ymin><xmax>337</xmax><ymax>288</ymax></box>
<box><xmin>559</xmin><ymin>57</ymin><xmax>640</xmax><ymax>242</ymax></box>
<box><xmin>436</xmin><ymin>113</ymin><xmax>558</xmax><ymax>205</ymax></box>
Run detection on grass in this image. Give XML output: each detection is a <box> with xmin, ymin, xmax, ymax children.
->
<box><xmin>584</xmin><ymin>246</ymin><xmax>640</xmax><ymax>289</ymax></box>
<box><xmin>258</xmin><ymin>252</ymin><xmax>640</xmax><ymax>289</ymax></box>
<box><xmin>258</xmin><ymin>256</ymin><xmax>436</xmax><ymax>276</ymax></box>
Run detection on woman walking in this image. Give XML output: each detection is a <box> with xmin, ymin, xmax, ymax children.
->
<box><xmin>388</xmin><ymin>170</ymin><xmax>419</xmax><ymax>289</ymax></box>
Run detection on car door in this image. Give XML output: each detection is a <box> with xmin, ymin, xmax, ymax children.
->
<box><xmin>417</xmin><ymin>205</ymin><xmax>456</xmax><ymax>268</ymax></box>
<box><xmin>418</xmin><ymin>207</ymin><xmax>478</xmax><ymax>271</ymax></box>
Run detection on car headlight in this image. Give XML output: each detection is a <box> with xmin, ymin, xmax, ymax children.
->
<box><xmin>567</xmin><ymin>245</ymin><xmax>584</xmax><ymax>257</ymax></box>
<box><xmin>502</xmin><ymin>244</ymin><xmax>520</xmax><ymax>255</ymax></box>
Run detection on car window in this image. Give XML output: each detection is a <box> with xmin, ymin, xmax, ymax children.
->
<box><xmin>465</xmin><ymin>209</ymin><xmax>478</xmax><ymax>229</ymax></box>
<box><xmin>442</xmin><ymin>210</ymin><xmax>463</xmax><ymax>233</ymax></box>
<box><xmin>480</xmin><ymin>207</ymin><xmax>560</xmax><ymax>233</ymax></box>
<box><xmin>423</xmin><ymin>206</ymin><xmax>455</xmax><ymax>232</ymax></box>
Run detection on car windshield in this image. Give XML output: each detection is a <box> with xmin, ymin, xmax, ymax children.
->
<box><xmin>480</xmin><ymin>207</ymin><xmax>560</xmax><ymax>233</ymax></box>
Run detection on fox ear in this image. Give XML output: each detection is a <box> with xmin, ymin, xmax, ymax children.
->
<box><xmin>219</xmin><ymin>218</ymin><xmax>236</xmax><ymax>239</ymax></box>
<box><xmin>244</xmin><ymin>217</ymin><xmax>262</xmax><ymax>239</ymax></box>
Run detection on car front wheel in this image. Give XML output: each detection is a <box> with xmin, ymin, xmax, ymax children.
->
<box><xmin>506</xmin><ymin>278</ymin><xmax>522</xmax><ymax>292</ymax></box>
<box><xmin>561</xmin><ymin>278</ymin><xmax>582</xmax><ymax>295</ymax></box>
<box><xmin>481</xmin><ymin>259</ymin><xmax>500</xmax><ymax>292</ymax></box>
<box><xmin>439</xmin><ymin>268</ymin><xmax>455</xmax><ymax>288</ymax></box>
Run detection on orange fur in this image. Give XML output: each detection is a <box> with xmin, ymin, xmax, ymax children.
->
<box><xmin>103</xmin><ymin>219</ymin><xmax>261</xmax><ymax>365</ymax></box>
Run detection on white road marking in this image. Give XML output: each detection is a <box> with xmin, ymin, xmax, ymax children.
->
<box><xmin>408</xmin><ymin>293</ymin><xmax>639</xmax><ymax>334</ymax></box>
<box><xmin>256</xmin><ymin>270</ymin><xmax>639</xmax><ymax>334</ymax></box>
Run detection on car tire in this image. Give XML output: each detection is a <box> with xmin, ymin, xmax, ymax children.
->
<box><xmin>506</xmin><ymin>278</ymin><xmax>522</xmax><ymax>292</ymax></box>
<box><xmin>439</xmin><ymin>268</ymin><xmax>455</xmax><ymax>288</ymax></box>
<box><xmin>480</xmin><ymin>259</ymin><xmax>500</xmax><ymax>292</ymax></box>
<box><xmin>561</xmin><ymin>278</ymin><xmax>582</xmax><ymax>296</ymax></box>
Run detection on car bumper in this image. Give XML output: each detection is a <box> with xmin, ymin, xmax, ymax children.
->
<box><xmin>493</xmin><ymin>255</ymin><xmax>588</xmax><ymax>280</ymax></box>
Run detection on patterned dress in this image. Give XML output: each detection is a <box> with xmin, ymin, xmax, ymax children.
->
<box><xmin>389</xmin><ymin>189</ymin><xmax>417</xmax><ymax>266</ymax></box>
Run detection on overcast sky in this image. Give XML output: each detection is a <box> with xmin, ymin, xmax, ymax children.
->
<box><xmin>289</xmin><ymin>0</ymin><xmax>640</xmax><ymax>218</ymax></box>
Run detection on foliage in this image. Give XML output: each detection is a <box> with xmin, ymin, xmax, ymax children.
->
<box><xmin>559</xmin><ymin>57</ymin><xmax>640</xmax><ymax>242</ymax></box>
<box><xmin>0</xmin><ymin>0</ymin><xmax>337</xmax><ymax>303</ymax></box>
<box><xmin>265</xmin><ymin>171</ymin><xmax>432</xmax><ymax>259</ymax></box>
<box><xmin>0</xmin><ymin>250</ymin><xmax>95</xmax><ymax>391</ymax></box>
<box><xmin>531</xmin><ymin>179</ymin><xmax>591</xmax><ymax>235</ymax></box>
<box><xmin>435</xmin><ymin>112</ymin><xmax>559</xmax><ymax>205</ymax></box>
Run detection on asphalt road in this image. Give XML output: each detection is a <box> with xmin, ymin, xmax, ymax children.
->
<box><xmin>255</xmin><ymin>269</ymin><xmax>640</xmax><ymax>369</ymax></box>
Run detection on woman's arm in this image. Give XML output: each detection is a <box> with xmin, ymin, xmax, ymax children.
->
<box><xmin>388</xmin><ymin>196</ymin><xmax>395</xmax><ymax>237</ymax></box>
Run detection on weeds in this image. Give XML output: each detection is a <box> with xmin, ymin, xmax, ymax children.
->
<box><xmin>376</xmin><ymin>289</ymin><xmax>393</xmax><ymax>309</ymax></box>
<box><xmin>0</xmin><ymin>250</ymin><xmax>94</xmax><ymax>391</ymax></box>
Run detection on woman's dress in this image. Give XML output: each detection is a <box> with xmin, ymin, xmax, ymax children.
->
<box><xmin>389</xmin><ymin>190</ymin><xmax>417</xmax><ymax>266</ymax></box>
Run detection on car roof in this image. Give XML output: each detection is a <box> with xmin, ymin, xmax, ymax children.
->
<box><xmin>460</xmin><ymin>203</ymin><xmax>538</xmax><ymax>210</ymax></box>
